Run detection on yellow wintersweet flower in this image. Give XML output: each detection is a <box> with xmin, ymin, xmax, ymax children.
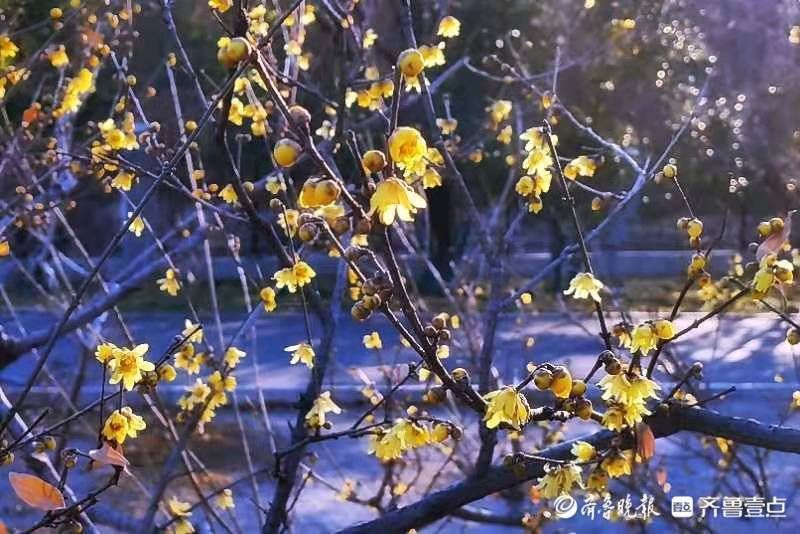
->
<box><xmin>48</xmin><ymin>45</ymin><xmax>69</xmax><ymax>68</ymax></box>
<box><xmin>218</xmin><ymin>184</ymin><xmax>238</xmax><ymax>205</ymax></box>
<box><xmin>368</xmin><ymin>178</ymin><xmax>427</xmax><ymax>226</ymax></box>
<box><xmin>158</xmin><ymin>269</ymin><xmax>181</xmax><ymax>296</ymax></box>
<box><xmin>601</xmin><ymin>449</ymin><xmax>633</xmax><ymax>478</ymax></box>
<box><xmin>285</xmin><ymin>342</ymin><xmax>315</xmax><ymax>368</ymax></box>
<box><xmin>564</xmin><ymin>272</ymin><xmax>604</xmax><ymax>302</ymax></box>
<box><xmin>273</xmin><ymin>260</ymin><xmax>316</xmax><ymax>293</ymax></box>
<box><xmin>487</xmin><ymin>100</ymin><xmax>512</xmax><ymax>129</ymax></box>
<box><xmin>571</xmin><ymin>441</ymin><xmax>596</xmax><ymax>462</ymax></box>
<box><xmin>128</xmin><ymin>212</ymin><xmax>145</xmax><ymax>237</ymax></box>
<box><xmin>598</xmin><ymin>371</ymin><xmax>660</xmax><ymax>405</ymax></box>
<box><xmin>388</xmin><ymin>127</ymin><xmax>428</xmax><ymax>177</ymax></box>
<box><xmin>99</xmin><ymin>114</ymin><xmax>139</xmax><ymax>151</ymax></box>
<box><xmin>95</xmin><ymin>342</ymin><xmax>118</xmax><ymax>365</ymax></box>
<box><xmin>276</xmin><ymin>208</ymin><xmax>299</xmax><ymax>237</ymax></box>
<box><xmin>630</xmin><ymin>323</ymin><xmax>658</xmax><ymax>355</ymax></box>
<box><xmin>362</xmin><ymin>332</ymin><xmax>382</xmax><ymax>350</ymax></box>
<box><xmin>174</xmin><ymin>343</ymin><xmax>204</xmax><ymax>375</ymax></box>
<box><xmin>101</xmin><ymin>410</ymin><xmax>129</xmax><ymax>444</ymax></box>
<box><xmin>108</xmin><ymin>344</ymin><xmax>154</xmax><ymax>390</ymax></box>
<box><xmin>111</xmin><ymin>170</ymin><xmax>136</xmax><ymax>191</ymax></box>
<box><xmin>652</xmin><ymin>319</ymin><xmax>675</xmax><ymax>340</ymax></box>
<box><xmin>515</xmin><ymin>176</ymin><xmax>535</xmax><ymax>197</ymax></box>
<box><xmin>437</xmin><ymin>16</ymin><xmax>461</xmax><ymax>38</ymax></box>
<box><xmin>260</xmin><ymin>287</ymin><xmax>277</xmax><ymax>312</ymax></box>
<box><xmin>602</xmin><ymin>401</ymin><xmax>650</xmax><ymax>431</ymax></box>
<box><xmin>586</xmin><ymin>467</ymin><xmax>609</xmax><ymax>494</ymax></box>
<box><xmin>167</xmin><ymin>497</ymin><xmax>193</xmax><ymax>534</ymax></box>
<box><xmin>102</xmin><ymin>407</ymin><xmax>145</xmax><ymax>444</ymax></box>
<box><xmin>419</xmin><ymin>44</ymin><xmax>446</xmax><ymax>67</ymax></box>
<box><xmin>563</xmin><ymin>155</ymin><xmax>597</xmax><ymax>180</ymax></box>
<box><xmin>208</xmin><ymin>0</ymin><xmax>232</xmax><ymax>12</ymax></box>
<box><xmin>369</xmin><ymin>419</ymin><xmax>429</xmax><ymax>461</ymax></box>
<box><xmin>224</xmin><ymin>346</ymin><xmax>246</xmax><ymax>368</ymax></box>
<box><xmin>306</xmin><ymin>391</ymin><xmax>342</xmax><ymax>428</ymax></box>
<box><xmin>182</xmin><ymin>319</ymin><xmax>204</xmax><ymax>343</ymax></box>
<box><xmin>265</xmin><ymin>177</ymin><xmax>285</xmax><ymax>195</ymax></box>
<box><xmin>215</xmin><ymin>489</ymin><xmax>235</xmax><ymax>510</ymax></box>
<box><xmin>363</xmin><ymin>28</ymin><xmax>378</xmax><ymax>49</ymax></box>
<box><xmin>483</xmin><ymin>386</ymin><xmax>530</xmax><ymax>430</ymax></box>
<box><xmin>535</xmin><ymin>463</ymin><xmax>583</xmax><ymax>499</ymax></box>
<box><xmin>436</xmin><ymin>117</ymin><xmax>458</xmax><ymax>135</ymax></box>
<box><xmin>54</xmin><ymin>68</ymin><xmax>94</xmax><ymax>117</ymax></box>
<box><xmin>496</xmin><ymin>125</ymin><xmax>512</xmax><ymax>144</ymax></box>
<box><xmin>0</xmin><ymin>36</ymin><xmax>19</xmax><ymax>61</ymax></box>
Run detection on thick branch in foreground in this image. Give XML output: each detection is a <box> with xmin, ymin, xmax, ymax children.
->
<box><xmin>340</xmin><ymin>404</ymin><xmax>800</xmax><ymax>533</ymax></box>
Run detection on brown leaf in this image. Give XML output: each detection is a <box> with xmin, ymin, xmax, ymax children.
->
<box><xmin>8</xmin><ymin>472</ymin><xmax>66</xmax><ymax>511</ymax></box>
<box><xmin>636</xmin><ymin>422</ymin><xmax>656</xmax><ymax>461</ymax></box>
<box><xmin>89</xmin><ymin>442</ymin><xmax>130</xmax><ymax>468</ymax></box>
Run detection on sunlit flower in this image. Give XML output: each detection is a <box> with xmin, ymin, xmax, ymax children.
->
<box><xmin>174</xmin><ymin>343</ymin><xmax>204</xmax><ymax>375</ymax></box>
<box><xmin>601</xmin><ymin>449</ymin><xmax>633</xmax><ymax>478</ymax></box>
<box><xmin>368</xmin><ymin>178</ymin><xmax>427</xmax><ymax>225</ymax></box>
<box><xmin>158</xmin><ymin>269</ymin><xmax>181</xmax><ymax>296</ymax></box>
<box><xmin>102</xmin><ymin>407</ymin><xmax>145</xmax><ymax>444</ymax></box>
<box><xmin>362</xmin><ymin>332</ymin><xmax>383</xmax><ymax>350</ymax></box>
<box><xmin>276</xmin><ymin>260</ymin><xmax>316</xmax><ymax>293</ymax></box>
<box><xmin>535</xmin><ymin>463</ymin><xmax>583</xmax><ymax>499</ymax></box>
<box><xmin>437</xmin><ymin>16</ymin><xmax>461</xmax><ymax>38</ymax></box>
<box><xmin>208</xmin><ymin>0</ymin><xmax>232</xmax><ymax>12</ymax></box>
<box><xmin>128</xmin><ymin>212</ymin><xmax>145</xmax><ymax>237</ymax></box>
<box><xmin>224</xmin><ymin>346</ymin><xmax>246</xmax><ymax>368</ymax></box>
<box><xmin>599</xmin><ymin>371</ymin><xmax>660</xmax><ymax>405</ymax></box>
<box><xmin>388</xmin><ymin>127</ymin><xmax>427</xmax><ymax>177</ymax></box>
<box><xmin>95</xmin><ymin>342</ymin><xmax>118</xmax><ymax>365</ymax></box>
<box><xmin>215</xmin><ymin>489</ymin><xmax>235</xmax><ymax>510</ymax></box>
<box><xmin>260</xmin><ymin>286</ymin><xmax>277</xmax><ymax>312</ymax></box>
<box><xmin>563</xmin><ymin>155</ymin><xmax>597</xmax><ymax>180</ymax></box>
<box><xmin>570</xmin><ymin>441</ymin><xmax>596</xmax><ymax>462</ymax></box>
<box><xmin>483</xmin><ymin>387</ymin><xmax>530</xmax><ymax>430</ymax></box>
<box><xmin>564</xmin><ymin>272</ymin><xmax>604</xmax><ymax>302</ymax></box>
<box><xmin>306</xmin><ymin>391</ymin><xmax>342</xmax><ymax>428</ymax></box>
<box><xmin>182</xmin><ymin>320</ymin><xmax>203</xmax><ymax>343</ymax></box>
<box><xmin>108</xmin><ymin>344</ymin><xmax>154</xmax><ymax>390</ymax></box>
<box><xmin>630</xmin><ymin>323</ymin><xmax>658</xmax><ymax>355</ymax></box>
<box><xmin>285</xmin><ymin>342</ymin><xmax>315</xmax><ymax>368</ymax></box>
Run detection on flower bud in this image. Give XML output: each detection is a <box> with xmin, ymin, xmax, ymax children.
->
<box><xmin>574</xmin><ymin>397</ymin><xmax>593</xmax><ymax>420</ymax></box>
<box><xmin>533</xmin><ymin>368</ymin><xmax>553</xmax><ymax>390</ymax></box>
<box><xmin>288</xmin><ymin>105</ymin><xmax>311</xmax><ymax>125</ymax></box>
<box><xmin>550</xmin><ymin>366</ymin><xmax>573</xmax><ymax>399</ymax></box>
<box><xmin>662</xmin><ymin>163</ymin><xmax>677</xmax><ymax>179</ymax></box>
<box><xmin>362</xmin><ymin>150</ymin><xmax>387</xmax><ymax>173</ymax></box>
<box><xmin>570</xmin><ymin>379</ymin><xmax>587</xmax><ymax>397</ymax></box>
<box><xmin>298</xmin><ymin>222</ymin><xmax>319</xmax><ymax>242</ymax></box>
<box><xmin>273</xmin><ymin>138</ymin><xmax>302</xmax><ymax>168</ymax></box>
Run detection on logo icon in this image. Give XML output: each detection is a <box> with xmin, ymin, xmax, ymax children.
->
<box><xmin>553</xmin><ymin>495</ymin><xmax>578</xmax><ymax>519</ymax></box>
<box><xmin>671</xmin><ymin>496</ymin><xmax>694</xmax><ymax>518</ymax></box>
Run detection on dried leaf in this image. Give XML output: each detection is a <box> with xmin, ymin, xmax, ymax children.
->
<box><xmin>89</xmin><ymin>442</ymin><xmax>130</xmax><ymax>468</ymax></box>
<box><xmin>8</xmin><ymin>472</ymin><xmax>66</xmax><ymax>511</ymax></box>
<box><xmin>636</xmin><ymin>422</ymin><xmax>656</xmax><ymax>461</ymax></box>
